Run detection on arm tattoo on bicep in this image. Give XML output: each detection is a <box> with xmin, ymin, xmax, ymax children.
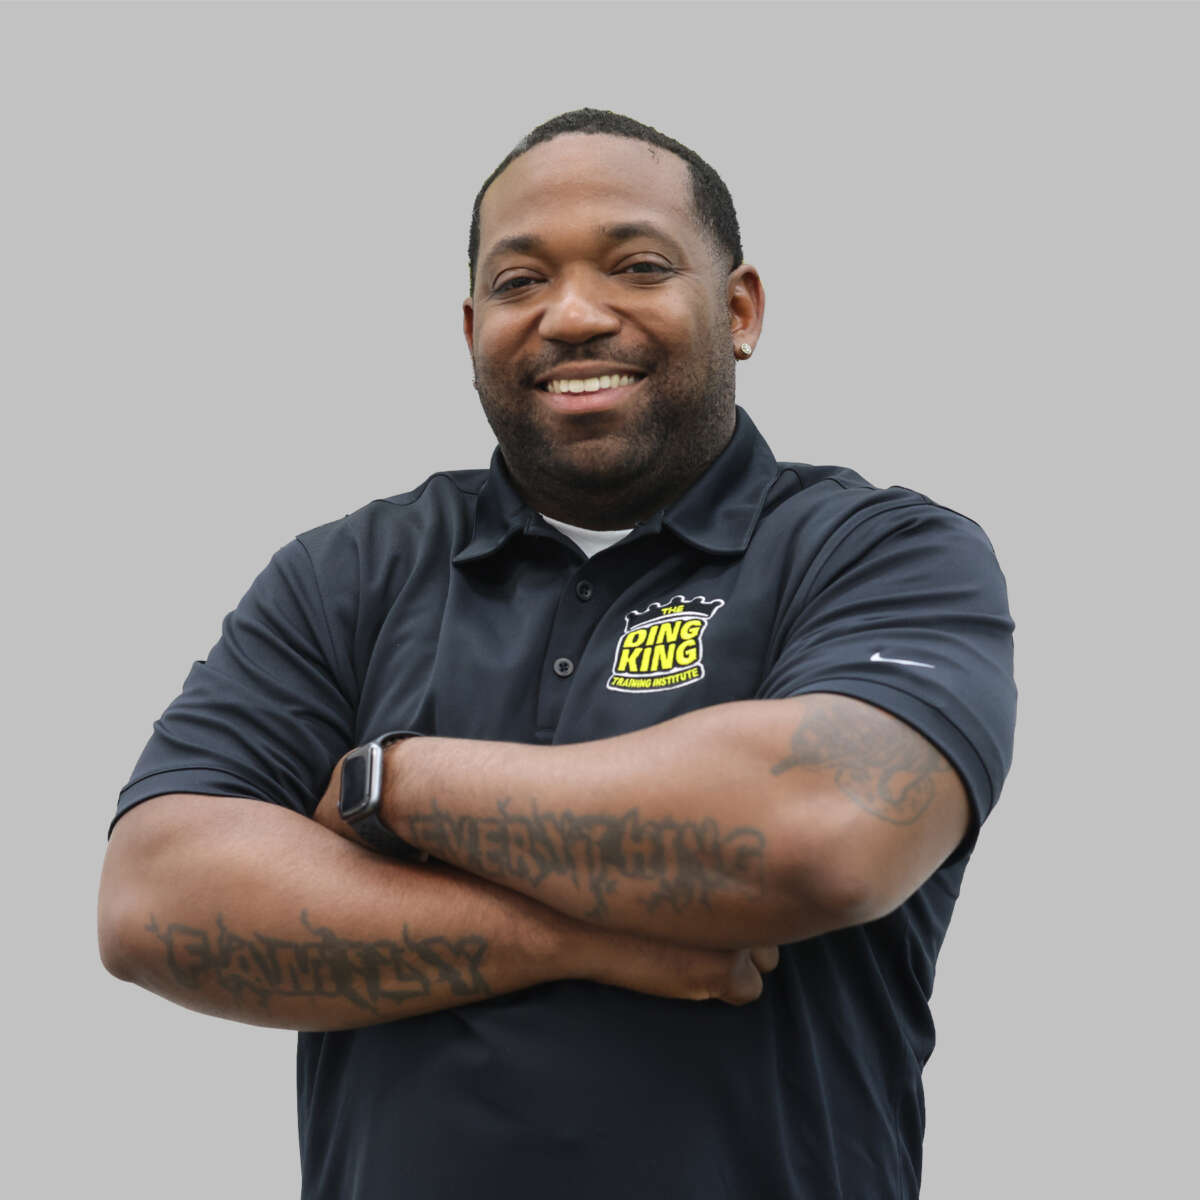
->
<box><xmin>144</xmin><ymin>910</ymin><xmax>491</xmax><ymax>1014</ymax></box>
<box><xmin>770</xmin><ymin>697</ymin><xmax>950</xmax><ymax>824</ymax></box>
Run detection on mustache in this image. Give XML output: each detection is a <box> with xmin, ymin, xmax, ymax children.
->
<box><xmin>521</xmin><ymin>345</ymin><xmax>653</xmax><ymax>384</ymax></box>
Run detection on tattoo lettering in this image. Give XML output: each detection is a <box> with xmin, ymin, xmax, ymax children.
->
<box><xmin>770</xmin><ymin>697</ymin><xmax>949</xmax><ymax>824</ymax></box>
<box><xmin>145</xmin><ymin>910</ymin><xmax>490</xmax><ymax>1013</ymax></box>
<box><xmin>407</xmin><ymin>798</ymin><xmax>766</xmax><ymax>920</ymax></box>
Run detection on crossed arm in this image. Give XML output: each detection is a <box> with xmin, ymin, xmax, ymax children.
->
<box><xmin>99</xmin><ymin>692</ymin><xmax>967</xmax><ymax>1028</ymax></box>
<box><xmin>317</xmin><ymin>692</ymin><xmax>969</xmax><ymax>950</ymax></box>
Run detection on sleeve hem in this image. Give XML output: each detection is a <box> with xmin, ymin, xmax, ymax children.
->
<box><xmin>110</xmin><ymin>768</ymin><xmax>288</xmax><ymax>839</ymax></box>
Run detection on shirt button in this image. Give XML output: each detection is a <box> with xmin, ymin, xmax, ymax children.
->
<box><xmin>575</xmin><ymin>580</ymin><xmax>594</xmax><ymax>601</ymax></box>
<box><xmin>553</xmin><ymin>657</ymin><xmax>575</xmax><ymax>678</ymax></box>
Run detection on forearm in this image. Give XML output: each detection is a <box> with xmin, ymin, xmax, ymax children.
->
<box><xmin>377</xmin><ymin>694</ymin><xmax>967</xmax><ymax>949</ymax></box>
<box><xmin>100</xmin><ymin>793</ymin><xmax>772</xmax><ymax>1029</ymax></box>
<box><xmin>99</xmin><ymin>793</ymin><xmax>596</xmax><ymax>1031</ymax></box>
<box><xmin>380</xmin><ymin>701</ymin><xmax>850</xmax><ymax>949</ymax></box>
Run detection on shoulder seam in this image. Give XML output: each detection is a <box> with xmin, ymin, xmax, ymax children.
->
<box><xmin>382</xmin><ymin>471</ymin><xmax>487</xmax><ymax>509</ymax></box>
<box><xmin>774</xmin><ymin>465</ymin><xmax>806</xmax><ymax>489</ymax></box>
<box><xmin>803</xmin><ymin>495</ymin><xmax>982</xmax><ymax>597</ymax></box>
<box><xmin>772</xmin><ymin>464</ymin><xmax>868</xmax><ymax>493</ymax></box>
<box><xmin>830</xmin><ymin>495</ymin><xmax>975</xmax><ymax>544</ymax></box>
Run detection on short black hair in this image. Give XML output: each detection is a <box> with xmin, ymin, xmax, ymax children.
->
<box><xmin>468</xmin><ymin>108</ymin><xmax>743</xmax><ymax>293</ymax></box>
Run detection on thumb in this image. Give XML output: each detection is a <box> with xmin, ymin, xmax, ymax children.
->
<box><xmin>725</xmin><ymin>949</ymin><xmax>765</xmax><ymax>1005</ymax></box>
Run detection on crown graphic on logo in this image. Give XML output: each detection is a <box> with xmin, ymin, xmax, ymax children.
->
<box><xmin>623</xmin><ymin>595</ymin><xmax>725</xmax><ymax>633</ymax></box>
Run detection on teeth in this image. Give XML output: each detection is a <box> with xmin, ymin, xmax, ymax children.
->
<box><xmin>545</xmin><ymin>374</ymin><xmax>640</xmax><ymax>395</ymax></box>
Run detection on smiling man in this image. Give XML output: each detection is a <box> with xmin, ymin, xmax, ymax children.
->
<box><xmin>467</xmin><ymin>130</ymin><xmax>755</xmax><ymax>529</ymax></box>
<box><xmin>99</xmin><ymin>110</ymin><xmax>1016</xmax><ymax>1199</ymax></box>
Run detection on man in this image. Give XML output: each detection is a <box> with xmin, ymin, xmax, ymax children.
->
<box><xmin>100</xmin><ymin>109</ymin><xmax>1016</xmax><ymax>1198</ymax></box>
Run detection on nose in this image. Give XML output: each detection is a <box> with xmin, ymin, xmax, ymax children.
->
<box><xmin>537</xmin><ymin>271</ymin><xmax>621</xmax><ymax>344</ymax></box>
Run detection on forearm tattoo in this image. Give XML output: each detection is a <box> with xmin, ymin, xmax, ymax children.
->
<box><xmin>406</xmin><ymin>800</ymin><xmax>766</xmax><ymax>921</ymax></box>
<box><xmin>770</xmin><ymin>697</ymin><xmax>949</xmax><ymax>824</ymax></box>
<box><xmin>145</xmin><ymin>911</ymin><xmax>491</xmax><ymax>1014</ymax></box>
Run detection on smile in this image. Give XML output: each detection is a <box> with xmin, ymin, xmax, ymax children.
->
<box><xmin>541</xmin><ymin>373</ymin><xmax>643</xmax><ymax>395</ymax></box>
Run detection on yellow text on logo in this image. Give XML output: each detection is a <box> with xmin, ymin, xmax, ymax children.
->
<box><xmin>614</xmin><ymin>619</ymin><xmax>704</xmax><ymax>675</ymax></box>
<box><xmin>608</xmin><ymin>667</ymin><xmax>701</xmax><ymax>690</ymax></box>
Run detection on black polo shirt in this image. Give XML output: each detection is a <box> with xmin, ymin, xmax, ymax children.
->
<box><xmin>116</xmin><ymin>408</ymin><xmax>1016</xmax><ymax>1199</ymax></box>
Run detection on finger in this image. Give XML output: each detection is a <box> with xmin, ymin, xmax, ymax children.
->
<box><xmin>723</xmin><ymin>950</ymin><xmax>765</xmax><ymax>1006</ymax></box>
<box><xmin>750</xmin><ymin>945</ymin><xmax>780</xmax><ymax>973</ymax></box>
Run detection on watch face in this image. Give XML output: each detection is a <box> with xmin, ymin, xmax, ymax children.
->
<box><xmin>339</xmin><ymin>750</ymin><xmax>373</xmax><ymax>820</ymax></box>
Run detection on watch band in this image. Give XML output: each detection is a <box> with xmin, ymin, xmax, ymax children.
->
<box><xmin>339</xmin><ymin>730</ymin><xmax>428</xmax><ymax>861</ymax></box>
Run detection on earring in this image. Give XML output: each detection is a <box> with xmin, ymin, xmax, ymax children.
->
<box><xmin>737</xmin><ymin>342</ymin><xmax>753</xmax><ymax>358</ymax></box>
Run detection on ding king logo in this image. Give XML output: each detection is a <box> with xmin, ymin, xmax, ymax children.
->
<box><xmin>607</xmin><ymin>595</ymin><xmax>725</xmax><ymax>693</ymax></box>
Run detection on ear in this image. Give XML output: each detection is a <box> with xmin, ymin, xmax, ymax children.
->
<box><xmin>463</xmin><ymin>298</ymin><xmax>475</xmax><ymax>356</ymax></box>
<box><xmin>726</xmin><ymin>265</ymin><xmax>765</xmax><ymax>356</ymax></box>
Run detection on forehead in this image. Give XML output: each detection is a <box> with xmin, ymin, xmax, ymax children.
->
<box><xmin>478</xmin><ymin>134</ymin><xmax>702</xmax><ymax>261</ymax></box>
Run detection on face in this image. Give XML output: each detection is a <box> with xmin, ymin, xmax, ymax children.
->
<box><xmin>464</xmin><ymin>133</ymin><xmax>763</xmax><ymax>527</ymax></box>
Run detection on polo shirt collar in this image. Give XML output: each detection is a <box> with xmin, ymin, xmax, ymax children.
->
<box><xmin>452</xmin><ymin>451</ymin><xmax>533</xmax><ymax>563</ymax></box>
<box><xmin>453</xmin><ymin>406</ymin><xmax>778</xmax><ymax>564</ymax></box>
<box><xmin>660</xmin><ymin>407</ymin><xmax>779</xmax><ymax>554</ymax></box>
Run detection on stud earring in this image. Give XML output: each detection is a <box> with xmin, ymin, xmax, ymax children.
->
<box><xmin>738</xmin><ymin>342</ymin><xmax>753</xmax><ymax>358</ymax></box>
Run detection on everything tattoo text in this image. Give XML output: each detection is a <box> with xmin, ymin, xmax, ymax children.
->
<box><xmin>405</xmin><ymin>799</ymin><xmax>766</xmax><ymax>921</ymax></box>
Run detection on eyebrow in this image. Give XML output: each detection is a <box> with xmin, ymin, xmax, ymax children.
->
<box><xmin>599</xmin><ymin>222</ymin><xmax>686</xmax><ymax>258</ymax></box>
<box><xmin>479</xmin><ymin>221</ymin><xmax>687</xmax><ymax>282</ymax></box>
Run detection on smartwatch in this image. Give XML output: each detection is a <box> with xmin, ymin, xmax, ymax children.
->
<box><xmin>338</xmin><ymin>730</ymin><xmax>428</xmax><ymax>861</ymax></box>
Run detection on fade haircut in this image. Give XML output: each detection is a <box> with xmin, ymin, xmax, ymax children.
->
<box><xmin>468</xmin><ymin>108</ymin><xmax>743</xmax><ymax>293</ymax></box>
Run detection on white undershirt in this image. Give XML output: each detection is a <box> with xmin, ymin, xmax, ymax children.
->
<box><xmin>540</xmin><ymin>514</ymin><xmax>633</xmax><ymax>558</ymax></box>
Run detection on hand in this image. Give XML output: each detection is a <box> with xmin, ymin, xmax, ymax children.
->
<box><xmin>580</xmin><ymin>925</ymin><xmax>781</xmax><ymax>1006</ymax></box>
<box><xmin>749</xmin><ymin>945</ymin><xmax>781</xmax><ymax>976</ymax></box>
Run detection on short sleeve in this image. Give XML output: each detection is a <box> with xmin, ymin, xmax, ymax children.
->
<box><xmin>112</xmin><ymin>538</ymin><xmax>357</xmax><ymax>833</ymax></box>
<box><xmin>758</xmin><ymin>500</ymin><xmax>1017</xmax><ymax>864</ymax></box>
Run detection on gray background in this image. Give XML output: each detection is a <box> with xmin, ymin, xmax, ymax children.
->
<box><xmin>2</xmin><ymin>1</ymin><xmax>1194</xmax><ymax>1195</ymax></box>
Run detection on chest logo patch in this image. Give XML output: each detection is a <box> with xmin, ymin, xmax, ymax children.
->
<box><xmin>607</xmin><ymin>595</ymin><xmax>725</xmax><ymax>693</ymax></box>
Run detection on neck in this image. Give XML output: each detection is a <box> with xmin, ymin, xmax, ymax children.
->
<box><xmin>525</xmin><ymin>484</ymin><xmax>667</xmax><ymax>531</ymax></box>
<box><xmin>506</xmin><ymin>438</ymin><xmax>730</xmax><ymax>530</ymax></box>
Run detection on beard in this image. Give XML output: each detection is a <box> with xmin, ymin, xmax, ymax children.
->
<box><xmin>472</xmin><ymin>336</ymin><xmax>737</xmax><ymax>527</ymax></box>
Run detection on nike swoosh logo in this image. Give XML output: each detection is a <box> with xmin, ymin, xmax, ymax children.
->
<box><xmin>870</xmin><ymin>651</ymin><xmax>935</xmax><ymax>669</ymax></box>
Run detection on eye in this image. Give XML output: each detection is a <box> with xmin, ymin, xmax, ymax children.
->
<box><xmin>620</xmin><ymin>260</ymin><xmax>672</xmax><ymax>277</ymax></box>
<box><xmin>493</xmin><ymin>276</ymin><xmax>537</xmax><ymax>295</ymax></box>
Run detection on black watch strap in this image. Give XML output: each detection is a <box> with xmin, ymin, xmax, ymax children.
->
<box><xmin>339</xmin><ymin>730</ymin><xmax>428</xmax><ymax>862</ymax></box>
<box><xmin>355</xmin><ymin>818</ymin><xmax>425</xmax><ymax>860</ymax></box>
